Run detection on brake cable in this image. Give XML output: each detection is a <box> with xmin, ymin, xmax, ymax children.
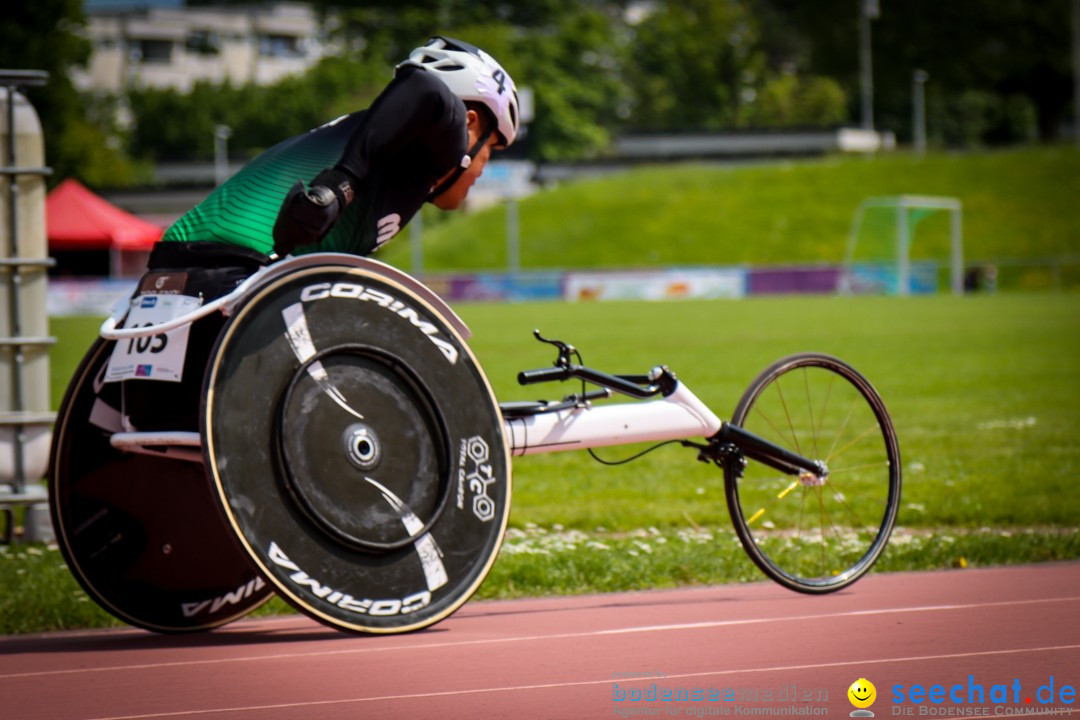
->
<box><xmin>557</xmin><ymin>342</ymin><xmax>682</xmax><ymax>467</ymax></box>
<box><xmin>588</xmin><ymin>440</ymin><xmax>684</xmax><ymax>466</ymax></box>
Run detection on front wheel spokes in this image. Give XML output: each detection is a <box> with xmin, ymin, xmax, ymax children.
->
<box><xmin>724</xmin><ymin>353</ymin><xmax>901</xmax><ymax>594</ymax></box>
<box><xmin>803</xmin><ymin>368</ymin><xmax>820</xmax><ymax>459</ymax></box>
<box><xmin>745</xmin><ymin>474</ymin><xmax>871</xmax><ymax>555</ymax></box>
<box><xmin>772</xmin><ymin>380</ymin><xmax>803</xmax><ymax>457</ymax></box>
<box><xmin>752</xmin><ymin>402</ymin><xmax>799</xmax><ymax>454</ymax></box>
<box><xmin>828</xmin><ymin>462</ymin><xmax>893</xmax><ymax>530</ymax></box>
<box><xmin>829</xmin><ymin>460</ymin><xmax>892</xmax><ymax>475</ymax></box>
<box><xmin>741</xmin><ymin>471</ymin><xmax>814</xmax><ymax>526</ymax></box>
<box><xmin>827</xmin><ymin>421</ymin><xmax>883</xmax><ymax>466</ymax></box>
<box><xmin>811</xmin><ymin>371</ymin><xmax>837</xmax><ymax>450</ymax></box>
<box><xmin>828</xmin><ymin>484</ymin><xmax>871</xmax><ymax>532</ymax></box>
<box><xmin>824</xmin><ymin>394</ymin><xmax>861</xmax><ymax>464</ymax></box>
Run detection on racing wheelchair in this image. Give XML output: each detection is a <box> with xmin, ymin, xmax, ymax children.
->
<box><xmin>49</xmin><ymin>254</ymin><xmax>901</xmax><ymax>635</ymax></box>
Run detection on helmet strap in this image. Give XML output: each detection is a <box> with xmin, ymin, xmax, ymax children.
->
<box><xmin>427</xmin><ymin>125</ymin><xmax>495</xmax><ymax>202</ymax></box>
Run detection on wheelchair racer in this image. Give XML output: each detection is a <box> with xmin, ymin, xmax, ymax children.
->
<box><xmin>155</xmin><ymin>35</ymin><xmax>520</xmax><ymax>266</ymax></box>
<box><xmin>121</xmin><ymin>36</ymin><xmax>519</xmax><ymax>431</ymax></box>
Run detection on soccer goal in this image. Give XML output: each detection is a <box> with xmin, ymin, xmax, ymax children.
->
<box><xmin>839</xmin><ymin>195</ymin><xmax>963</xmax><ymax>296</ymax></box>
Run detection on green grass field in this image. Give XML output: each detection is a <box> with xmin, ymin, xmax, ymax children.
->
<box><xmin>3</xmin><ymin>292</ymin><xmax>1076</xmax><ymax>634</ymax></box>
<box><xmin>377</xmin><ymin>147</ymin><xmax>1080</xmax><ymax>280</ymax></box>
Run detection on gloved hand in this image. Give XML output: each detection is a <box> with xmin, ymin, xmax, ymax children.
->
<box><xmin>272</xmin><ymin>169</ymin><xmax>355</xmax><ymax>257</ymax></box>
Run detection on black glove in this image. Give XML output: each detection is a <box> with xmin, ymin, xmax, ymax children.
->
<box><xmin>272</xmin><ymin>169</ymin><xmax>355</xmax><ymax>257</ymax></box>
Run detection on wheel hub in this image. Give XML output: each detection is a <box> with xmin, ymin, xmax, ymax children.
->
<box><xmin>343</xmin><ymin>423</ymin><xmax>380</xmax><ymax>471</ymax></box>
<box><xmin>798</xmin><ymin>467</ymin><xmax>828</xmax><ymax>487</ymax></box>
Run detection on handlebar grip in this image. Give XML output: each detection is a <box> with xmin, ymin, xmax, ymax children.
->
<box><xmin>517</xmin><ymin>366</ymin><xmax>571</xmax><ymax>385</ymax></box>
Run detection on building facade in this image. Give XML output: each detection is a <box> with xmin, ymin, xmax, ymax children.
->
<box><xmin>73</xmin><ymin>2</ymin><xmax>338</xmax><ymax>94</ymax></box>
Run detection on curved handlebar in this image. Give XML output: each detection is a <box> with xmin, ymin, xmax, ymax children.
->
<box><xmin>517</xmin><ymin>366</ymin><xmax>572</xmax><ymax>385</ymax></box>
<box><xmin>517</xmin><ymin>363</ymin><xmax>677</xmax><ymax>399</ymax></box>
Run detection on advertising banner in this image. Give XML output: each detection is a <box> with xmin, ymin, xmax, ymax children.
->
<box><xmin>563</xmin><ymin>268</ymin><xmax>747</xmax><ymax>302</ymax></box>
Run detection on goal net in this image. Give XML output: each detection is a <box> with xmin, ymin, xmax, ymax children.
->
<box><xmin>839</xmin><ymin>195</ymin><xmax>963</xmax><ymax>296</ymax></box>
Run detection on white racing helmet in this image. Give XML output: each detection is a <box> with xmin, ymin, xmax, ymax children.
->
<box><xmin>399</xmin><ymin>36</ymin><xmax>520</xmax><ymax>148</ymax></box>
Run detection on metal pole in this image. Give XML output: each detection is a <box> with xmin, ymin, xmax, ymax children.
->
<box><xmin>913</xmin><ymin>69</ymin><xmax>928</xmax><ymax>155</ymax></box>
<box><xmin>213</xmin><ymin>124</ymin><xmax>231</xmax><ymax>186</ymax></box>
<box><xmin>1073</xmin><ymin>0</ymin><xmax>1080</xmax><ymax>147</ymax></box>
<box><xmin>896</xmin><ymin>198</ymin><xmax>910</xmax><ymax>296</ymax></box>
<box><xmin>950</xmin><ymin>204</ymin><xmax>964</xmax><ymax>296</ymax></box>
<box><xmin>859</xmin><ymin>0</ymin><xmax>879</xmax><ymax>130</ymax></box>
<box><xmin>506</xmin><ymin>198</ymin><xmax>520</xmax><ymax>276</ymax></box>
<box><xmin>4</xmin><ymin>83</ymin><xmax>26</xmax><ymax>492</ymax></box>
<box><xmin>5</xmin><ymin>85</ymin><xmax>18</xmax><ymax>325</ymax></box>
<box><xmin>841</xmin><ymin>201</ymin><xmax>869</xmax><ymax>295</ymax></box>
<box><xmin>410</xmin><ymin>207</ymin><xmax>423</xmax><ymax>276</ymax></box>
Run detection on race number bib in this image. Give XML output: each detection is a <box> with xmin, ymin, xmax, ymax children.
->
<box><xmin>105</xmin><ymin>293</ymin><xmax>202</xmax><ymax>383</ymax></box>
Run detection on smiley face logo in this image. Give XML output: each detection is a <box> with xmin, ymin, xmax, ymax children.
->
<box><xmin>848</xmin><ymin>678</ymin><xmax>877</xmax><ymax>709</ymax></box>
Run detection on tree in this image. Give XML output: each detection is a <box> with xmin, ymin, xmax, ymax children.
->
<box><xmin>128</xmin><ymin>55</ymin><xmax>389</xmax><ymax>161</ymax></box>
<box><xmin>504</xmin><ymin>7</ymin><xmax>630</xmax><ymax>160</ymax></box>
<box><xmin>746</xmin><ymin>74</ymin><xmax>848</xmax><ymax>128</ymax></box>
<box><xmin>0</xmin><ymin>0</ymin><xmax>142</xmax><ymax>186</ymax></box>
<box><xmin>625</xmin><ymin>0</ymin><xmax>762</xmax><ymax>130</ymax></box>
<box><xmin>757</xmin><ymin>0</ymin><xmax>1073</xmax><ymax>143</ymax></box>
<box><xmin>622</xmin><ymin>0</ymin><xmax>848</xmax><ymax>131</ymax></box>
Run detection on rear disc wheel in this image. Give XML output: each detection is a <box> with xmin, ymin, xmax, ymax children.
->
<box><xmin>204</xmin><ymin>264</ymin><xmax>510</xmax><ymax>634</ymax></box>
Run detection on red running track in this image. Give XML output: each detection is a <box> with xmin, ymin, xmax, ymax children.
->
<box><xmin>2</xmin><ymin>563</ymin><xmax>1079</xmax><ymax>720</ymax></box>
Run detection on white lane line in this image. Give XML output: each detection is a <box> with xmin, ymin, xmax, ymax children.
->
<box><xmin>79</xmin><ymin>643</ymin><xmax>1080</xmax><ymax>720</ymax></box>
<box><xmin>2</xmin><ymin>595</ymin><xmax>1078</xmax><ymax>681</ymax></box>
<box><xmin>591</xmin><ymin>595</ymin><xmax>1080</xmax><ymax>636</ymax></box>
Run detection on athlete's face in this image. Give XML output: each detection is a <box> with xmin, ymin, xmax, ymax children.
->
<box><xmin>431</xmin><ymin>110</ymin><xmax>499</xmax><ymax>211</ymax></box>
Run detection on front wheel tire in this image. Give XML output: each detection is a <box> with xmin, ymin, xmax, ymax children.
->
<box><xmin>723</xmin><ymin>353</ymin><xmax>901</xmax><ymax>593</ymax></box>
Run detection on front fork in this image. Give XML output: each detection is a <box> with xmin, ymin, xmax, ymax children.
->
<box><xmin>704</xmin><ymin>423</ymin><xmax>829</xmax><ymax>481</ymax></box>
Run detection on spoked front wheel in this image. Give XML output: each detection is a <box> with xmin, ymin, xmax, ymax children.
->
<box><xmin>723</xmin><ymin>353</ymin><xmax>901</xmax><ymax>593</ymax></box>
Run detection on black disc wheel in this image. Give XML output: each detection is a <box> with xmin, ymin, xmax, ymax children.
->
<box><xmin>48</xmin><ymin>339</ymin><xmax>273</xmax><ymax>633</ymax></box>
<box><xmin>203</xmin><ymin>263</ymin><xmax>510</xmax><ymax>634</ymax></box>
<box><xmin>277</xmin><ymin>345</ymin><xmax>453</xmax><ymax>553</ymax></box>
<box><xmin>723</xmin><ymin>353</ymin><xmax>901</xmax><ymax>593</ymax></box>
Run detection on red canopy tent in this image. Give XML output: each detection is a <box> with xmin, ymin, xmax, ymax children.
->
<box><xmin>46</xmin><ymin>178</ymin><xmax>164</xmax><ymax>276</ymax></box>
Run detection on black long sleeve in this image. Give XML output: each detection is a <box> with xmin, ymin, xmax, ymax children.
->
<box><xmin>334</xmin><ymin>65</ymin><xmax>468</xmax><ymax>185</ymax></box>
